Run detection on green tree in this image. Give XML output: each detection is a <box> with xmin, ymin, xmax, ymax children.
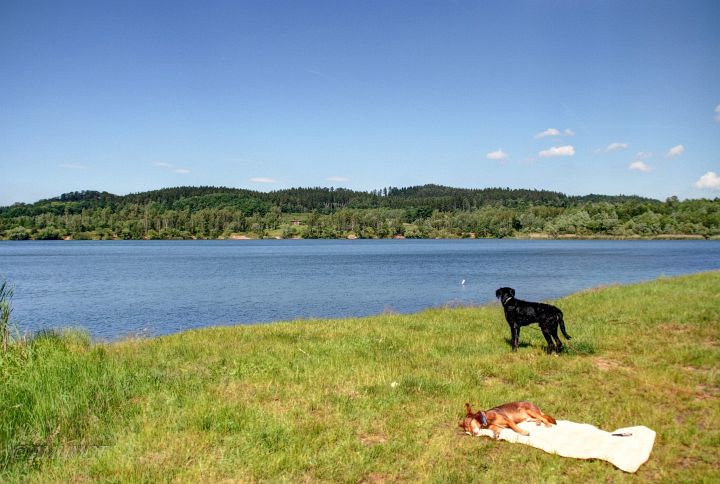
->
<box><xmin>6</xmin><ymin>227</ymin><xmax>31</xmax><ymax>240</ymax></box>
<box><xmin>35</xmin><ymin>227</ymin><xmax>62</xmax><ymax>240</ymax></box>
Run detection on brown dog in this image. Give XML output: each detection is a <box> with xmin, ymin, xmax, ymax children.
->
<box><xmin>459</xmin><ymin>401</ymin><xmax>557</xmax><ymax>439</ymax></box>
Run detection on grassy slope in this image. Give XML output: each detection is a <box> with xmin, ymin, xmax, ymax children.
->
<box><xmin>1</xmin><ymin>272</ymin><xmax>719</xmax><ymax>482</ymax></box>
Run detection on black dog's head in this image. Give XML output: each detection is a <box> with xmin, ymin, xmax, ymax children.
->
<box><xmin>495</xmin><ymin>287</ymin><xmax>515</xmax><ymax>304</ymax></box>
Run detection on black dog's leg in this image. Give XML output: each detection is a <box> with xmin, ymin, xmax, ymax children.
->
<box><xmin>551</xmin><ymin>314</ymin><xmax>565</xmax><ymax>353</ymax></box>
<box><xmin>540</xmin><ymin>327</ymin><xmax>556</xmax><ymax>354</ymax></box>
<box><xmin>551</xmin><ymin>327</ymin><xmax>564</xmax><ymax>353</ymax></box>
<box><xmin>511</xmin><ymin>324</ymin><xmax>521</xmax><ymax>352</ymax></box>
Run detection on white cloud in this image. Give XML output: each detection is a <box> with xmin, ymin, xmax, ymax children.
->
<box><xmin>535</xmin><ymin>128</ymin><xmax>560</xmax><ymax>139</ymax></box>
<box><xmin>666</xmin><ymin>144</ymin><xmax>685</xmax><ymax>158</ymax></box>
<box><xmin>538</xmin><ymin>145</ymin><xmax>575</xmax><ymax>158</ymax></box>
<box><xmin>606</xmin><ymin>142</ymin><xmax>628</xmax><ymax>152</ymax></box>
<box><xmin>715</xmin><ymin>104</ymin><xmax>720</xmax><ymax>122</ymax></box>
<box><xmin>153</xmin><ymin>161</ymin><xmax>191</xmax><ymax>174</ymax></box>
<box><xmin>486</xmin><ymin>149</ymin><xmax>508</xmax><ymax>160</ymax></box>
<box><xmin>534</xmin><ymin>128</ymin><xmax>574</xmax><ymax>139</ymax></box>
<box><xmin>59</xmin><ymin>163</ymin><xmax>87</xmax><ymax>169</ymax></box>
<box><xmin>594</xmin><ymin>142</ymin><xmax>629</xmax><ymax>155</ymax></box>
<box><xmin>326</xmin><ymin>176</ymin><xmax>350</xmax><ymax>182</ymax></box>
<box><xmin>628</xmin><ymin>161</ymin><xmax>651</xmax><ymax>172</ymax></box>
<box><xmin>250</xmin><ymin>177</ymin><xmax>278</xmax><ymax>184</ymax></box>
<box><xmin>695</xmin><ymin>171</ymin><xmax>720</xmax><ymax>190</ymax></box>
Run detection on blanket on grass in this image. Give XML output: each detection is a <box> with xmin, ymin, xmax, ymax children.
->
<box><xmin>473</xmin><ymin>420</ymin><xmax>656</xmax><ymax>473</ymax></box>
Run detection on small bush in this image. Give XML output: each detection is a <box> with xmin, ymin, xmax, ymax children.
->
<box><xmin>6</xmin><ymin>227</ymin><xmax>31</xmax><ymax>240</ymax></box>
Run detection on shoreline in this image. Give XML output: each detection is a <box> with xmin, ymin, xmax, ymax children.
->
<box><xmin>9</xmin><ymin>269</ymin><xmax>720</xmax><ymax>344</ymax></box>
<box><xmin>2</xmin><ymin>233</ymin><xmax>718</xmax><ymax>241</ymax></box>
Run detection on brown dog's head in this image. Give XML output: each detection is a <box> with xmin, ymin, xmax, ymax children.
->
<box><xmin>495</xmin><ymin>287</ymin><xmax>515</xmax><ymax>304</ymax></box>
<box><xmin>459</xmin><ymin>403</ymin><xmax>488</xmax><ymax>436</ymax></box>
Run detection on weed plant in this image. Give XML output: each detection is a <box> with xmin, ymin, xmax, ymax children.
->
<box><xmin>0</xmin><ymin>278</ymin><xmax>13</xmax><ymax>351</ymax></box>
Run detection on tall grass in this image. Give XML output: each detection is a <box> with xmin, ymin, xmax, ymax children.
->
<box><xmin>0</xmin><ymin>330</ymin><xmax>144</xmax><ymax>477</ymax></box>
<box><xmin>0</xmin><ymin>277</ymin><xmax>13</xmax><ymax>351</ymax></box>
<box><xmin>0</xmin><ymin>272</ymin><xmax>718</xmax><ymax>482</ymax></box>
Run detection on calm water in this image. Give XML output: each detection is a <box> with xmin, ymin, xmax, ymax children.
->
<box><xmin>0</xmin><ymin>239</ymin><xmax>718</xmax><ymax>341</ymax></box>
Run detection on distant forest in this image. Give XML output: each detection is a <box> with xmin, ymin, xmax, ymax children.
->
<box><xmin>1</xmin><ymin>185</ymin><xmax>719</xmax><ymax>240</ymax></box>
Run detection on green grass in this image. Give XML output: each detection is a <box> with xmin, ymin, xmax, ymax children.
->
<box><xmin>1</xmin><ymin>273</ymin><xmax>719</xmax><ymax>482</ymax></box>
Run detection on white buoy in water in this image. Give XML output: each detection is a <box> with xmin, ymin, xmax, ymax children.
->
<box><xmin>461</xmin><ymin>279</ymin><xmax>466</xmax><ymax>285</ymax></box>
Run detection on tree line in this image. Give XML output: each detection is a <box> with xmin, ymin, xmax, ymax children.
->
<box><xmin>1</xmin><ymin>185</ymin><xmax>718</xmax><ymax>240</ymax></box>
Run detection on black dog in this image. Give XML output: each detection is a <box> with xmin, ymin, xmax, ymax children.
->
<box><xmin>495</xmin><ymin>287</ymin><xmax>571</xmax><ymax>354</ymax></box>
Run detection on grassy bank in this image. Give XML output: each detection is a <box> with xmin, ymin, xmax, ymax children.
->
<box><xmin>1</xmin><ymin>273</ymin><xmax>719</xmax><ymax>482</ymax></box>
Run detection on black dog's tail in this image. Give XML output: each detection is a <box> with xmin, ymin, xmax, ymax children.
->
<box><xmin>558</xmin><ymin>313</ymin><xmax>571</xmax><ymax>340</ymax></box>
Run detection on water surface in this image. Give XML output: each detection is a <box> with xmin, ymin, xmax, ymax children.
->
<box><xmin>0</xmin><ymin>239</ymin><xmax>718</xmax><ymax>340</ymax></box>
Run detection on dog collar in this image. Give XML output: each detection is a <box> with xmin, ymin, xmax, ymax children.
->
<box><xmin>480</xmin><ymin>411</ymin><xmax>487</xmax><ymax>427</ymax></box>
<box><xmin>504</xmin><ymin>296</ymin><xmax>513</xmax><ymax>304</ymax></box>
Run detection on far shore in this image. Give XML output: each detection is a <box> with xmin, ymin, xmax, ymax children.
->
<box><xmin>8</xmin><ymin>232</ymin><xmax>719</xmax><ymax>241</ymax></box>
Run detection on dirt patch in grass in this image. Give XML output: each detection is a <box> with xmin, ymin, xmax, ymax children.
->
<box><xmin>679</xmin><ymin>366</ymin><xmax>702</xmax><ymax>377</ymax></box>
<box><xmin>678</xmin><ymin>456</ymin><xmax>702</xmax><ymax>469</ymax></box>
<box><xmin>658</xmin><ymin>323</ymin><xmax>692</xmax><ymax>333</ymax></box>
<box><xmin>695</xmin><ymin>384</ymin><xmax>719</xmax><ymax>401</ymax></box>
<box><xmin>592</xmin><ymin>357</ymin><xmax>625</xmax><ymax>371</ymax></box>
<box><xmin>702</xmin><ymin>338</ymin><xmax>718</xmax><ymax>349</ymax></box>
<box><xmin>359</xmin><ymin>433</ymin><xmax>388</xmax><ymax>447</ymax></box>
<box><xmin>360</xmin><ymin>472</ymin><xmax>390</xmax><ymax>483</ymax></box>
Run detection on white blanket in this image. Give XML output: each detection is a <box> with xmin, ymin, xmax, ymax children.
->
<box><xmin>472</xmin><ymin>420</ymin><xmax>656</xmax><ymax>473</ymax></box>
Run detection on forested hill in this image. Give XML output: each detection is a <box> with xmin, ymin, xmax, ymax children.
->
<box><xmin>3</xmin><ymin>184</ymin><xmax>655</xmax><ymax>213</ymax></box>
<box><xmin>1</xmin><ymin>185</ymin><xmax>718</xmax><ymax>240</ymax></box>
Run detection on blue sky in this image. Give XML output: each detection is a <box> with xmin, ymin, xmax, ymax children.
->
<box><xmin>1</xmin><ymin>0</ymin><xmax>719</xmax><ymax>206</ymax></box>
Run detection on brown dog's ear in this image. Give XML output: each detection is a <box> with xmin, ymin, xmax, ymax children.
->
<box><xmin>465</xmin><ymin>402</ymin><xmax>473</xmax><ymax>417</ymax></box>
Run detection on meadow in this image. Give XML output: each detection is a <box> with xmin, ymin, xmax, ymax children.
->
<box><xmin>1</xmin><ymin>272</ymin><xmax>718</xmax><ymax>482</ymax></box>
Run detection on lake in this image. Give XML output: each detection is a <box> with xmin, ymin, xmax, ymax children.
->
<box><xmin>0</xmin><ymin>239</ymin><xmax>718</xmax><ymax>341</ymax></box>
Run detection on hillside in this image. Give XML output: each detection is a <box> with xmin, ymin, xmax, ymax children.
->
<box><xmin>4</xmin><ymin>184</ymin><xmax>657</xmax><ymax>213</ymax></box>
